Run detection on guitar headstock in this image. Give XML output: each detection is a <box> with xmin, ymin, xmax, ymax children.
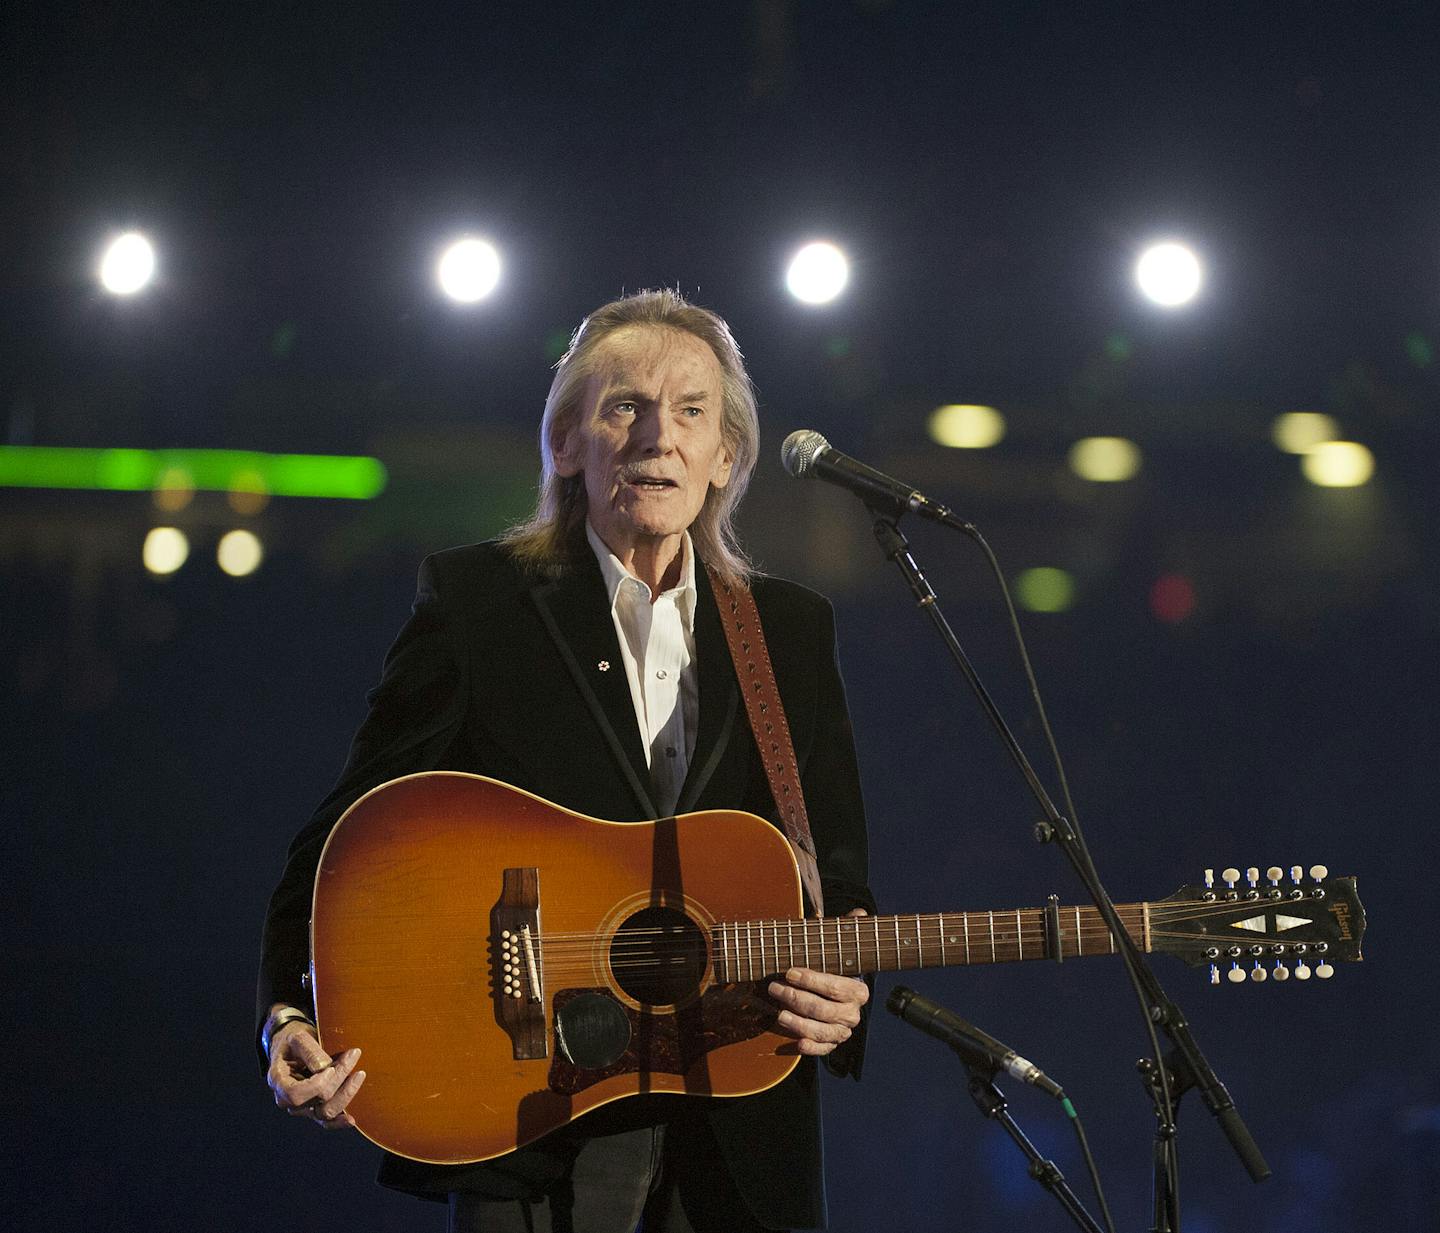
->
<box><xmin>1151</xmin><ymin>865</ymin><xmax>1364</xmax><ymax>985</ymax></box>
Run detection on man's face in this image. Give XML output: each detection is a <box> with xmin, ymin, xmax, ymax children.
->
<box><xmin>555</xmin><ymin>325</ymin><xmax>734</xmax><ymax>557</ymax></box>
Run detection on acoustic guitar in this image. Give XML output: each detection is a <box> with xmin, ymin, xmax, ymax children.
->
<box><xmin>309</xmin><ymin>771</ymin><xmax>1365</xmax><ymax>1164</ymax></box>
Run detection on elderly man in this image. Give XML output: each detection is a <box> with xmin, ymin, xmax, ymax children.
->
<box><xmin>258</xmin><ymin>289</ymin><xmax>874</xmax><ymax>1232</ymax></box>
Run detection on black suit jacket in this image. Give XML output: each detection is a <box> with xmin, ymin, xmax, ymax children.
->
<box><xmin>258</xmin><ymin>540</ymin><xmax>874</xmax><ymax>1228</ymax></box>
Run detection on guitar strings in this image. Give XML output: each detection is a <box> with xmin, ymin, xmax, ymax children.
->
<box><xmin>530</xmin><ymin>904</ymin><xmax>1240</xmax><ymax>954</ymax></box>
<box><xmin>509</xmin><ymin>899</ymin><xmax>1330</xmax><ymax>978</ymax></box>
<box><xmin>527</xmin><ymin>896</ymin><xmax>1307</xmax><ymax>947</ymax></box>
<box><xmin>528</xmin><ymin>913</ymin><xmax>1303</xmax><ymax>954</ymax></box>
<box><xmin>341</xmin><ymin>905</ymin><xmax>1318</xmax><ymax>980</ymax></box>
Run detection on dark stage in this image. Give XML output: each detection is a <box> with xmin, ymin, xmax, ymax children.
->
<box><xmin>4</xmin><ymin>4</ymin><xmax>1436</xmax><ymax>1230</ymax></box>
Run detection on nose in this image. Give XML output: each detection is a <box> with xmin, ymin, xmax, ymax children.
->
<box><xmin>636</xmin><ymin>406</ymin><xmax>677</xmax><ymax>456</ymax></box>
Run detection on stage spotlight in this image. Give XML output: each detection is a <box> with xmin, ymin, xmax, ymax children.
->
<box><xmin>1135</xmin><ymin>242</ymin><xmax>1202</xmax><ymax>307</ymax></box>
<box><xmin>437</xmin><ymin>237</ymin><xmax>501</xmax><ymax>303</ymax></box>
<box><xmin>143</xmin><ymin>527</ymin><xmax>189</xmax><ymax>575</ymax></box>
<box><xmin>1069</xmin><ymin>436</ymin><xmax>1142</xmax><ymax>482</ymax></box>
<box><xmin>217</xmin><ymin>528</ymin><xmax>264</xmax><ymax>576</ymax></box>
<box><xmin>99</xmin><ymin>232</ymin><xmax>157</xmax><ymax>296</ymax></box>
<box><xmin>1272</xmin><ymin>412</ymin><xmax>1339</xmax><ymax>454</ymax></box>
<box><xmin>786</xmin><ymin>242</ymin><xmax>849</xmax><ymax>304</ymax></box>
<box><xmin>929</xmin><ymin>404</ymin><xmax>1005</xmax><ymax>449</ymax></box>
<box><xmin>1301</xmin><ymin>441</ymin><xmax>1374</xmax><ymax>488</ymax></box>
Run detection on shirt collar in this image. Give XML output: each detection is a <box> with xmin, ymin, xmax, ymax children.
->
<box><xmin>584</xmin><ymin>521</ymin><xmax>698</xmax><ymax>630</ymax></box>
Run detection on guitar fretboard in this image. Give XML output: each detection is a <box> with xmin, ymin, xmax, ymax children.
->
<box><xmin>709</xmin><ymin>904</ymin><xmax>1149</xmax><ymax>982</ymax></box>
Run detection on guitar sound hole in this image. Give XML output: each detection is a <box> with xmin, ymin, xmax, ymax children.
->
<box><xmin>610</xmin><ymin>906</ymin><xmax>708</xmax><ymax>1007</ymax></box>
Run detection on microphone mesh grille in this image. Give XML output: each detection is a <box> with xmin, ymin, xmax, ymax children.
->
<box><xmin>780</xmin><ymin>429</ymin><xmax>829</xmax><ymax>478</ymax></box>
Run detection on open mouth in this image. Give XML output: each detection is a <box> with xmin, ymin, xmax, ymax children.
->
<box><xmin>626</xmin><ymin>477</ymin><xmax>677</xmax><ymax>491</ymax></box>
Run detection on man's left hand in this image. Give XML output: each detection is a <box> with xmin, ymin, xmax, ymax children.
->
<box><xmin>767</xmin><ymin>908</ymin><xmax>870</xmax><ymax>1056</ymax></box>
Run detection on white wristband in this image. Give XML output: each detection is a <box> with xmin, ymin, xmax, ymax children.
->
<box><xmin>263</xmin><ymin>1007</ymin><xmax>316</xmax><ymax>1058</ymax></box>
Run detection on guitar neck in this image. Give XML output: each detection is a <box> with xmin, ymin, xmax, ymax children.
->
<box><xmin>711</xmin><ymin>903</ymin><xmax>1146</xmax><ymax>982</ymax></box>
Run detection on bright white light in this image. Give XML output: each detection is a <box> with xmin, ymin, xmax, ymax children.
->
<box><xmin>786</xmin><ymin>242</ymin><xmax>849</xmax><ymax>305</ymax></box>
<box><xmin>1301</xmin><ymin>441</ymin><xmax>1374</xmax><ymax>488</ymax></box>
<box><xmin>217</xmin><ymin>529</ymin><xmax>264</xmax><ymax>576</ymax></box>
<box><xmin>143</xmin><ymin>527</ymin><xmax>189</xmax><ymax>575</ymax></box>
<box><xmin>99</xmin><ymin>232</ymin><xmax>157</xmax><ymax>296</ymax></box>
<box><xmin>1135</xmin><ymin>242</ymin><xmax>1202</xmax><ymax>307</ymax></box>
<box><xmin>1069</xmin><ymin>436</ymin><xmax>1142</xmax><ymax>482</ymax></box>
<box><xmin>929</xmin><ymin>404</ymin><xmax>1006</xmax><ymax>449</ymax></box>
<box><xmin>437</xmin><ymin>237</ymin><xmax>501</xmax><ymax>303</ymax></box>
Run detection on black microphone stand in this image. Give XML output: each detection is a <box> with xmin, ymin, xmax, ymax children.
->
<box><xmin>963</xmin><ymin>1059</ymin><xmax>1106</xmax><ymax>1233</ymax></box>
<box><xmin>867</xmin><ymin>509</ymin><xmax>1269</xmax><ymax>1233</ymax></box>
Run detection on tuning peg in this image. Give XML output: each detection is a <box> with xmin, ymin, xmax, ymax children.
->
<box><xmin>1204</xmin><ymin>868</ymin><xmax>1215</xmax><ymax>889</ymax></box>
<box><xmin>1266</xmin><ymin>866</ymin><xmax>1283</xmax><ymax>885</ymax></box>
<box><xmin>1272</xmin><ymin>962</ymin><xmax>1290</xmax><ymax>981</ymax></box>
<box><xmin>1316</xmin><ymin>961</ymin><xmax>1334</xmax><ymax>979</ymax></box>
<box><xmin>1245</xmin><ymin>867</ymin><xmax>1259</xmax><ymax>887</ymax></box>
<box><xmin>1290</xmin><ymin>865</ymin><xmax>1303</xmax><ymax>884</ymax></box>
<box><xmin>1294</xmin><ymin>961</ymin><xmax>1312</xmax><ymax>980</ymax></box>
<box><xmin>1221</xmin><ymin>868</ymin><xmax>1240</xmax><ymax>889</ymax></box>
<box><xmin>1309</xmin><ymin>864</ymin><xmax>1328</xmax><ymax>882</ymax></box>
<box><xmin>1250</xmin><ymin>963</ymin><xmax>1267</xmax><ymax>982</ymax></box>
<box><xmin>1209</xmin><ymin>964</ymin><xmax>1220</xmax><ymax>985</ymax></box>
<box><xmin>1226</xmin><ymin>963</ymin><xmax>1246</xmax><ymax>984</ymax></box>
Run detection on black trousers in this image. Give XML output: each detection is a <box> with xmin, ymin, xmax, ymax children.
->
<box><xmin>448</xmin><ymin>1115</ymin><xmax>786</xmax><ymax>1233</ymax></box>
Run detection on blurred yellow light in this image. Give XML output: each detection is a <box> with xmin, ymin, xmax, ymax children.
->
<box><xmin>143</xmin><ymin>526</ymin><xmax>189</xmax><ymax>575</ymax></box>
<box><xmin>217</xmin><ymin>528</ymin><xmax>264</xmax><ymax>576</ymax></box>
<box><xmin>1015</xmin><ymin>567</ymin><xmax>1075</xmax><ymax>613</ymax></box>
<box><xmin>1301</xmin><ymin>441</ymin><xmax>1374</xmax><ymax>487</ymax></box>
<box><xmin>152</xmin><ymin>466</ymin><xmax>195</xmax><ymax>512</ymax></box>
<box><xmin>227</xmin><ymin>467</ymin><xmax>270</xmax><ymax>515</ymax></box>
<box><xmin>1272</xmin><ymin>412</ymin><xmax>1340</xmax><ymax>454</ymax></box>
<box><xmin>929</xmin><ymin>404</ymin><xmax>1006</xmax><ymax>449</ymax></box>
<box><xmin>1069</xmin><ymin>436</ymin><xmax>1142</xmax><ymax>482</ymax></box>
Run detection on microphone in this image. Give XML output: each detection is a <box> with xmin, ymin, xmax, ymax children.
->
<box><xmin>781</xmin><ymin>430</ymin><xmax>965</xmax><ymax>528</ymax></box>
<box><xmin>887</xmin><ymin>985</ymin><xmax>1065</xmax><ymax>1100</ymax></box>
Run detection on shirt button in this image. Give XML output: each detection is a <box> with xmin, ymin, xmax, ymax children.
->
<box><xmin>665</xmin><ymin>746</ymin><xmax>677</xmax><ymax>758</ymax></box>
<box><xmin>656</xmin><ymin>669</ymin><xmax>668</xmax><ymax>680</ymax></box>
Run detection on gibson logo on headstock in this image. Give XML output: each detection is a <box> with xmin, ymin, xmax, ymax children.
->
<box><xmin>1328</xmin><ymin>901</ymin><xmax>1353</xmax><ymax>942</ymax></box>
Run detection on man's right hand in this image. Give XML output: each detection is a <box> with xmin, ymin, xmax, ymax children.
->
<box><xmin>266</xmin><ymin>1016</ymin><xmax>366</xmax><ymax>1131</ymax></box>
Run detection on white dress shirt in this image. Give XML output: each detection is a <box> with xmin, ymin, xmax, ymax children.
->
<box><xmin>585</xmin><ymin>522</ymin><xmax>699</xmax><ymax>816</ymax></box>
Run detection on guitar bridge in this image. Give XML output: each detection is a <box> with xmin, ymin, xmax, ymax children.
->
<box><xmin>492</xmin><ymin>867</ymin><xmax>547</xmax><ymax>1060</ymax></box>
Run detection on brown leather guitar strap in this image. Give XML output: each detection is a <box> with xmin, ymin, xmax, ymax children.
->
<box><xmin>708</xmin><ymin>567</ymin><xmax>826</xmax><ymax>919</ymax></box>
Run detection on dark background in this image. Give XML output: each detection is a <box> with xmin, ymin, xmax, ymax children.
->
<box><xmin>3</xmin><ymin>3</ymin><xmax>1436</xmax><ymax>1230</ymax></box>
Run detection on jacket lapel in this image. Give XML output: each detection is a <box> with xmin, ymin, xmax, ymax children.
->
<box><xmin>675</xmin><ymin>562</ymin><xmax>741</xmax><ymax>814</ymax></box>
<box><xmin>529</xmin><ymin>558</ymin><xmax>658</xmax><ymax>818</ymax></box>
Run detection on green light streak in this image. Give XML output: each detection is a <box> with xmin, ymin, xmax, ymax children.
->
<box><xmin>0</xmin><ymin>446</ymin><xmax>387</xmax><ymax>499</ymax></box>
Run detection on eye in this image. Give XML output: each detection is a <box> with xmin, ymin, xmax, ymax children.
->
<box><xmin>609</xmin><ymin>401</ymin><xmax>638</xmax><ymax>416</ymax></box>
<box><xmin>682</xmin><ymin>405</ymin><xmax>704</xmax><ymax>417</ymax></box>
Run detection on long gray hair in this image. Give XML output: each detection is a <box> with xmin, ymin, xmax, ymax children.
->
<box><xmin>501</xmin><ymin>289</ymin><xmax>760</xmax><ymax>585</ymax></box>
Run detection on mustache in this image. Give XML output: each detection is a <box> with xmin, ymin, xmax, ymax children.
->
<box><xmin>616</xmin><ymin>464</ymin><xmax>676</xmax><ymax>484</ymax></box>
